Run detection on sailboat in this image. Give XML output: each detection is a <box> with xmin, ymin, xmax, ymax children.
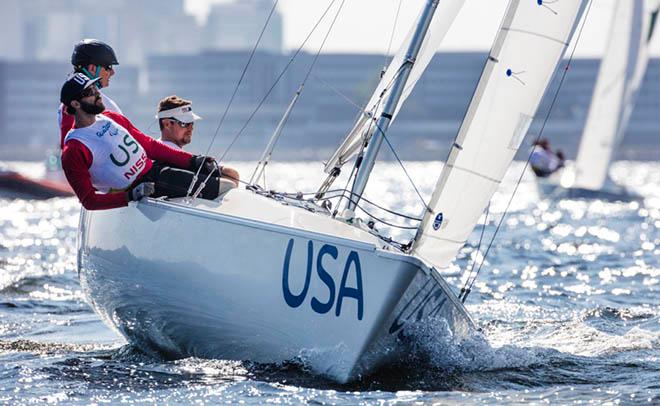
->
<box><xmin>77</xmin><ymin>0</ymin><xmax>586</xmax><ymax>383</ymax></box>
<box><xmin>537</xmin><ymin>0</ymin><xmax>659</xmax><ymax>201</ymax></box>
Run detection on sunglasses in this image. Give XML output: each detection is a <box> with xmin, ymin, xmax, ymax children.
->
<box><xmin>79</xmin><ymin>86</ymin><xmax>99</xmax><ymax>98</ymax></box>
<box><xmin>102</xmin><ymin>65</ymin><xmax>114</xmax><ymax>71</ymax></box>
<box><xmin>166</xmin><ymin>118</ymin><xmax>194</xmax><ymax>128</ymax></box>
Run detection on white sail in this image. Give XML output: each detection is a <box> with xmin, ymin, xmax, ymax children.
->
<box><xmin>324</xmin><ymin>0</ymin><xmax>466</xmax><ymax>172</ymax></box>
<box><xmin>412</xmin><ymin>0</ymin><xmax>587</xmax><ymax>270</ymax></box>
<box><xmin>571</xmin><ymin>0</ymin><xmax>657</xmax><ymax>191</ymax></box>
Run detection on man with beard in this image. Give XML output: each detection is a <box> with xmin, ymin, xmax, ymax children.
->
<box><xmin>59</xmin><ymin>39</ymin><xmax>122</xmax><ymax>149</ymax></box>
<box><xmin>60</xmin><ymin>73</ymin><xmax>223</xmax><ymax>210</ymax></box>
<box><xmin>156</xmin><ymin>95</ymin><xmax>240</xmax><ymax>187</ymax></box>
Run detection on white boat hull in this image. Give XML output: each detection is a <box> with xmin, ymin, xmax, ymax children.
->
<box><xmin>77</xmin><ymin>189</ymin><xmax>475</xmax><ymax>382</ymax></box>
<box><xmin>535</xmin><ymin>167</ymin><xmax>641</xmax><ymax>202</ymax></box>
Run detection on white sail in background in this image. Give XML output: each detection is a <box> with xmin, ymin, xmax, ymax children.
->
<box><xmin>324</xmin><ymin>0</ymin><xmax>466</xmax><ymax>172</ymax></box>
<box><xmin>413</xmin><ymin>0</ymin><xmax>587</xmax><ymax>270</ymax></box>
<box><xmin>571</xmin><ymin>0</ymin><xmax>658</xmax><ymax>191</ymax></box>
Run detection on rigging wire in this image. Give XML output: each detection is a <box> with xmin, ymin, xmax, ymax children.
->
<box><xmin>202</xmin><ymin>0</ymin><xmax>280</xmax><ymax>158</ymax></box>
<box><xmin>250</xmin><ymin>0</ymin><xmax>348</xmax><ymax>186</ymax></box>
<box><xmin>218</xmin><ymin>0</ymin><xmax>344</xmax><ymax>163</ymax></box>
<box><xmin>374</xmin><ymin>121</ymin><xmax>431</xmax><ymax>212</ymax></box>
<box><xmin>244</xmin><ymin>181</ymin><xmax>423</xmax><ymax>224</ymax></box>
<box><xmin>331</xmin><ymin>61</ymin><xmax>408</xmax><ymax>208</ymax></box>
<box><xmin>301</xmin><ymin>0</ymin><xmax>347</xmax><ymax>85</ymax></box>
<box><xmin>185</xmin><ymin>0</ymin><xmax>280</xmax><ymax>198</ymax></box>
<box><xmin>461</xmin><ymin>0</ymin><xmax>595</xmax><ymax>303</ymax></box>
<box><xmin>311</xmin><ymin>73</ymin><xmax>365</xmax><ymax>112</ymax></box>
<box><xmin>385</xmin><ymin>0</ymin><xmax>404</xmax><ymax>61</ymax></box>
<box><xmin>458</xmin><ymin>201</ymin><xmax>490</xmax><ymax>302</ymax></box>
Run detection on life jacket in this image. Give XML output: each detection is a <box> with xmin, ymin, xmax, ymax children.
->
<box><xmin>64</xmin><ymin>115</ymin><xmax>150</xmax><ymax>192</ymax></box>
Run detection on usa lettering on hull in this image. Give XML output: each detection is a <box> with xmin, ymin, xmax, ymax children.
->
<box><xmin>389</xmin><ymin>278</ymin><xmax>447</xmax><ymax>339</ymax></box>
<box><xmin>281</xmin><ymin>238</ymin><xmax>364</xmax><ymax>320</ymax></box>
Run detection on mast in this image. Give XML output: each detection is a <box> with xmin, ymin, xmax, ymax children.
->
<box><xmin>343</xmin><ymin>0</ymin><xmax>440</xmax><ymax>216</ymax></box>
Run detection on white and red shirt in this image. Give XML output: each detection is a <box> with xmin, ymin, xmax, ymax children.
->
<box><xmin>61</xmin><ymin>111</ymin><xmax>193</xmax><ymax>210</ymax></box>
<box><xmin>58</xmin><ymin>92</ymin><xmax>122</xmax><ymax>149</ymax></box>
<box><xmin>64</xmin><ymin>115</ymin><xmax>149</xmax><ymax>193</ymax></box>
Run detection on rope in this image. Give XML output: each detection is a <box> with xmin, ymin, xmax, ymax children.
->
<box><xmin>460</xmin><ymin>0</ymin><xmax>594</xmax><ymax>303</ymax></box>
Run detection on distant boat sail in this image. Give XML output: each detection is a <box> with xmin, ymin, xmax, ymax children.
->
<box><xmin>570</xmin><ymin>0</ymin><xmax>658</xmax><ymax>191</ymax></box>
<box><xmin>413</xmin><ymin>0</ymin><xmax>588</xmax><ymax>270</ymax></box>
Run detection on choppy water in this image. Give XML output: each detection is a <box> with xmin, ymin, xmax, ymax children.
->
<box><xmin>1</xmin><ymin>161</ymin><xmax>658</xmax><ymax>404</ymax></box>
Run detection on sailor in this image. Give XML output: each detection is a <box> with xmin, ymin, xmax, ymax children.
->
<box><xmin>156</xmin><ymin>95</ymin><xmax>240</xmax><ymax>187</ymax></box>
<box><xmin>58</xmin><ymin>39</ymin><xmax>122</xmax><ymax>149</ymax></box>
<box><xmin>530</xmin><ymin>138</ymin><xmax>565</xmax><ymax>177</ymax></box>
<box><xmin>60</xmin><ymin>73</ymin><xmax>223</xmax><ymax>210</ymax></box>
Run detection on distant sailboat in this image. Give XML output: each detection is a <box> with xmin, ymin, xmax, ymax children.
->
<box><xmin>77</xmin><ymin>0</ymin><xmax>586</xmax><ymax>383</ymax></box>
<box><xmin>538</xmin><ymin>0</ymin><xmax>659</xmax><ymax>201</ymax></box>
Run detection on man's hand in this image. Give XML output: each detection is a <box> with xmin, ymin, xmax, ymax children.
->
<box><xmin>127</xmin><ymin>182</ymin><xmax>155</xmax><ymax>202</ymax></box>
<box><xmin>190</xmin><ymin>155</ymin><xmax>218</xmax><ymax>175</ymax></box>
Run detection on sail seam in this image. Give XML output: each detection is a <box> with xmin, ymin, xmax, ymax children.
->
<box><xmin>421</xmin><ymin>235</ymin><xmax>466</xmax><ymax>245</ymax></box>
<box><xmin>445</xmin><ymin>164</ymin><xmax>502</xmax><ymax>184</ymax></box>
<box><xmin>501</xmin><ymin>27</ymin><xmax>568</xmax><ymax>45</ymax></box>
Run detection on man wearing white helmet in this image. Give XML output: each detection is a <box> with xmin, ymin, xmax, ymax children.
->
<box><xmin>156</xmin><ymin>95</ymin><xmax>239</xmax><ymax>187</ymax></box>
<box><xmin>58</xmin><ymin>39</ymin><xmax>122</xmax><ymax>149</ymax></box>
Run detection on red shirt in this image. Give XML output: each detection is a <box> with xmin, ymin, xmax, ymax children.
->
<box><xmin>61</xmin><ymin>111</ymin><xmax>193</xmax><ymax>210</ymax></box>
<box><xmin>59</xmin><ymin>104</ymin><xmax>75</xmax><ymax>149</ymax></box>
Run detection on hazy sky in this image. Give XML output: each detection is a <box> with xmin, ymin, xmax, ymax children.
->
<box><xmin>184</xmin><ymin>0</ymin><xmax>660</xmax><ymax>57</ymax></box>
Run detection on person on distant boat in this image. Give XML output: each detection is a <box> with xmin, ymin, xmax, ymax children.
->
<box><xmin>58</xmin><ymin>39</ymin><xmax>122</xmax><ymax>149</ymax></box>
<box><xmin>60</xmin><ymin>73</ymin><xmax>225</xmax><ymax>210</ymax></box>
<box><xmin>155</xmin><ymin>95</ymin><xmax>240</xmax><ymax>187</ymax></box>
<box><xmin>530</xmin><ymin>138</ymin><xmax>565</xmax><ymax>178</ymax></box>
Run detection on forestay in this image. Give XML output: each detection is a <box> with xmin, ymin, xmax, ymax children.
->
<box><xmin>412</xmin><ymin>0</ymin><xmax>587</xmax><ymax>270</ymax></box>
<box><xmin>324</xmin><ymin>0</ymin><xmax>466</xmax><ymax>172</ymax></box>
<box><xmin>572</xmin><ymin>0</ymin><xmax>658</xmax><ymax>191</ymax></box>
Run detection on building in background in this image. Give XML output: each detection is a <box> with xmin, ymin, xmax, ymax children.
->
<box><xmin>0</xmin><ymin>1</ymin><xmax>656</xmax><ymax>162</ymax></box>
<box><xmin>203</xmin><ymin>0</ymin><xmax>283</xmax><ymax>54</ymax></box>
<box><xmin>1</xmin><ymin>52</ymin><xmax>657</xmax><ymax>161</ymax></box>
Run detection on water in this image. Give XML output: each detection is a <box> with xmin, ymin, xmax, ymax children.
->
<box><xmin>1</xmin><ymin>161</ymin><xmax>658</xmax><ymax>404</ymax></box>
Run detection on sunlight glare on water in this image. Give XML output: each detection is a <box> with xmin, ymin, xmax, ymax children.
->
<box><xmin>0</xmin><ymin>160</ymin><xmax>658</xmax><ymax>404</ymax></box>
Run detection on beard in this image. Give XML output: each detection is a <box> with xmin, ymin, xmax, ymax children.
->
<box><xmin>80</xmin><ymin>98</ymin><xmax>105</xmax><ymax>115</ymax></box>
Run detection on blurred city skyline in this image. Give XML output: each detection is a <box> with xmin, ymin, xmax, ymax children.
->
<box><xmin>0</xmin><ymin>0</ymin><xmax>657</xmax><ymax>163</ymax></box>
<box><xmin>186</xmin><ymin>0</ymin><xmax>660</xmax><ymax>57</ymax></box>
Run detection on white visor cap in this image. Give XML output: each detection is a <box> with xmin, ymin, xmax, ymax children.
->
<box><xmin>156</xmin><ymin>105</ymin><xmax>202</xmax><ymax>123</ymax></box>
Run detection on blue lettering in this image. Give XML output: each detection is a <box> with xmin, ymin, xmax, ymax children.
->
<box><xmin>336</xmin><ymin>251</ymin><xmax>364</xmax><ymax>321</ymax></box>
<box><xmin>281</xmin><ymin>239</ymin><xmax>313</xmax><ymax>308</ymax></box>
<box><xmin>96</xmin><ymin>122</ymin><xmax>111</xmax><ymax>138</ymax></box>
<box><xmin>311</xmin><ymin>244</ymin><xmax>337</xmax><ymax>314</ymax></box>
<box><xmin>281</xmin><ymin>240</ymin><xmax>365</xmax><ymax>320</ymax></box>
<box><xmin>389</xmin><ymin>282</ymin><xmax>447</xmax><ymax>337</ymax></box>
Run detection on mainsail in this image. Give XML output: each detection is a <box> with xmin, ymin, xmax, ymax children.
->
<box><xmin>571</xmin><ymin>0</ymin><xmax>658</xmax><ymax>191</ymax></box>
<box><xmin>324</xmin><ymin>0</ymin><xmax>466</xmax><ymax>172</ymax></box>
<box><xmin>412</xmin><ymin>0</ymin><xmax>587</xmax><ymax>270</ymax></box>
